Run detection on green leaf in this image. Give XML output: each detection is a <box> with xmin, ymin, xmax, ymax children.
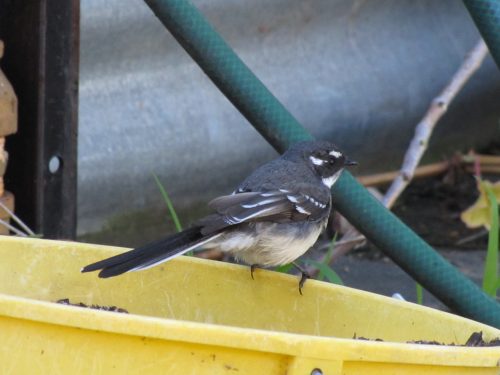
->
<box><xmin>312</xmin><ymin>234</ymin><xmax>338</xmax><ymax>281</ymax></box>
<box><xmin>152</xmin><ymin>173</ymin><xmax>183</xmax><ymax>233</ymax></box>
<box><xmin>323</xmin><ymin>234</ymin><xmax>338</xmax><ymax>265</ymax></box>
<box><xmin>275</xmin><ymin>263</ymin><xmax>294</xmax><ymax>274</ymax></box>
<box><xmin>304</xmin><ymin>259</ymin><xmax>343</xmax><ymax>285</ymax></box>
<box><xmin>483</xmin><ymin>183</ymin><xmax>499</xmax><ymax>297</ymax></box>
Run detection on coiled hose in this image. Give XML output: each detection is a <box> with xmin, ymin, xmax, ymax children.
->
<box><xmin>143</xmin><ymin>0</ymin><xmax>500</xmax><ymax>327</ymax></box>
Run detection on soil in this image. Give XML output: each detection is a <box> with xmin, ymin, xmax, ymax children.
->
<box><xmin>355</xmin><ymin>331</ymin><xmax>500</xmax><ymax>347</ymax></box>
<box><xmin>391</xmin><ymin>168</ymin><xmax>486</xmax><ymax>249</ymax></box>
<box><xmin>56</xmin><ymin>298</ymin><xmax>129</xmax><ymax>313</ymax></box>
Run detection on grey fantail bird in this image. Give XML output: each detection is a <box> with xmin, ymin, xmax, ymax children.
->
<box><xmin>82</xmin><ymin>140</ymin><xmax>357</xmax><ymax>293</ymax></box>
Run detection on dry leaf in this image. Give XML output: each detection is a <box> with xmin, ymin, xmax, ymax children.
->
<box><xmin>461</xmin><ymin>180</ymin><xmax>500</xmax><ymax>230</ymax></box>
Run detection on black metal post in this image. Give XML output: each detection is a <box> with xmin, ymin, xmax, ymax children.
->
<box><xmin>0</xmin><ymin>0</ymin><xmax>79</xmax><ymax>238</ymax></box>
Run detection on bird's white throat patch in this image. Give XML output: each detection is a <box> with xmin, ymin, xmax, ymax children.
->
<box><xmin>322</xmin><ymin>170</ymin><xmax>342</xmax><ymax>188</ymax></box>
<box><xmin>309</xmin><ymin>156</ymin><xmax>325</xmax><ymax>166</ymax></box>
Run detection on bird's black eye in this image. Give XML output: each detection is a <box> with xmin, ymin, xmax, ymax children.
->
<box><xmin>313</xmin><ymin>150</ymin><xmax>327</xmax><ymax>158</ymax></box>
<box><xmin>329</xmin><ymin>159</ymin><xmax>335</xmax><ymax>165</ymax></box>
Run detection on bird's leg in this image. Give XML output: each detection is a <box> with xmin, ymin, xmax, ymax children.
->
<box><xmin>292</xmin><ymin>262</ymin><xmax>310</xmax><ymax>295</ymax></box>
<box><xmin>250</xmin><ymin>264</ymin><xmax>260</xmax><ymax>280</ymax></box>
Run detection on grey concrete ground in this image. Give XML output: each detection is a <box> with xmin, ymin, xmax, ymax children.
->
<box><xmin>331</xmin><ymin>248</ymin><xmax>486</xmax><ymax>311</ymax></box>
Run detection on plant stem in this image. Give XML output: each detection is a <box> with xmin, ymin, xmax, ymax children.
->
<box><xmin>416</xmin><ymin>283</ymin><xmax>424</xmax><ymax>305</ymax></box>
<box><xmin>483</xmin><ymin>183</ymin><xmax>499</xmax><ymax>297</ymax></box>
<box><xmin>152</xmin><ymin>174</ymin><xmax>183</xmax><ymax>232</ymax></box>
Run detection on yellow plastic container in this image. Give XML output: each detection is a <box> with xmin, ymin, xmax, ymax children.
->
<box><xmin>0</xmin><ymin>236</ymin><xmax>499</xmax><ymax>374</ymax></box>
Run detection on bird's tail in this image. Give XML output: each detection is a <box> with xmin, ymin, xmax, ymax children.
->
<box><xmin>81</xmin><ymin>226</ymin><xmax>221</xmax><ymax>278</ymax></box>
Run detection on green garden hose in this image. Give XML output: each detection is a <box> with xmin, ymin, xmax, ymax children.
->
<box><xmin>143</xmin><ymin>0</ymin><xmax>500</xmax><ymax>327</ymax></box>
<box><xmin>464</xmin><ymin>0</ymin><xmax>500</xmax><ymax>68</ymax></box>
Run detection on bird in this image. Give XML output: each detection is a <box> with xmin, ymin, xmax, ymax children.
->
<box><xmin>82</xmin><ymin>140</ymin><xmax>357</xmax><ymax>293</ymax></box>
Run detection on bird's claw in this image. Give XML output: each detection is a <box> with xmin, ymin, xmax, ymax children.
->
<box><xmin>250</xmin><ymin>264</ymin><xmax>258</xmax><ymax>280</ymax></box>
<box><xmin>298</xmin><ymin>271</ymin><xmax>310</xmax><ymax>295</ymax></box>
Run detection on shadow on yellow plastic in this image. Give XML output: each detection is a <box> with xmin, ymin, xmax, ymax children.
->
<box><xmin>0</xmin><ymin>236</ymin><xmax>499</xmax><ymax>374</ymax></box>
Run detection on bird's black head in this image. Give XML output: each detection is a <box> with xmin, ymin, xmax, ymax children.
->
<box><xmin>284</xmin><ymin>141</ymin><xmax>357</xmax><ymax>188</ymax></box>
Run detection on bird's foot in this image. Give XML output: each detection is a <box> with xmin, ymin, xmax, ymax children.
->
<box><xmin>298</xmin><ymin>271</ymin><xmax>310</xmax><ymax>295</ymax></box>
<box><xmin>292</xmin><ymin>262</ymin><xmax>310</xmax><ymax>295</ymax></box>
<box><xmin>250</xmin><ymin>264</ymin><xmax>259</xmax><ymax>280</ymax></box>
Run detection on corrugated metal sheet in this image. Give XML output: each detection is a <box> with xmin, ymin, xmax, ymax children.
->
<box><xmin>79</xmin><ymin>0</ymin><xmax>500</xmax><ymax>244</ymax></box>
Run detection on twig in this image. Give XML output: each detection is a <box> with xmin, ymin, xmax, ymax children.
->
<box><xmin>455</xmin><ymin>228</ymin><xmax>488</xmax><ymax>245</ymax></box>
<box><xmin>0</xmin><ymin>198</ymin><xmax>35</xmax><ymax>236</ymax></box>
<box><xmin>383</xmin><ymin>39</ymin><xmax>488</xmax><ymax>208</ymax></box>
<box><xmin>465</xmin><ymin>165</ymin><xmax>500</xmax><ymax>174</ymax></box>
<box><xmin>357</xmin><ymin>161</ymin><xmax>449</xmax><ymax>186</ymax></box>
<box><xmin>475</xmin><ymin>154</ymin><xmax>500</xmax><ymax>165</ymax></box>
<box><xmin>358</xmin><ymin>154</ymin><xmax>500</xmax><ymax>187</ymax></box>
<box><xmin>0</xmin><ymin>217</ymin><xmax>27</xmax><ymax>237</ymax></box>
<box><xmin>306</xmin><ymin>39</ymin><xmax>489</xmax><ymax>278</ymax></box>
<box><xmin>321</xmin><ymin>235</ymin><xmax>366</xmax><ymax>248</ymax></box>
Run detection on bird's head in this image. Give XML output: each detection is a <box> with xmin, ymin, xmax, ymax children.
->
<box><xmin>285</xmin><ymin>141</ymin><xmax>357</xmax><ymax>188</ymax></box>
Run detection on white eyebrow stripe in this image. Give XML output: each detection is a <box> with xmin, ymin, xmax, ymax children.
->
<box><xmin>329</xmin><ymin>150</ymin><xmax>342</xmax><ymax>158</ymax></box>
<box><xmin>309</xmin><ymin>156</ymin><xmax>325</xmax><ymax>165</ymax></box>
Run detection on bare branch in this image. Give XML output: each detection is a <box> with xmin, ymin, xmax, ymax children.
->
<box><xmin>358</xmin><ymin>161</ymin><xmax>449</xmax><ymax>187</ymax></box>
<box><xmin>358</xmin><ymin>153</ymin><xmax>500</xmax><ymax>187</ymax></box>
<box><xmin>0</xmin><ymin>199</ymin><xmax>35</xmax><ymax>236</ymax></box>
<box><xmin>307</xmin><ymin>39</ymin><xmax>489</xmax><ymax>278</ymax></box>
<box><xmin>383</xmin><ymin>39</ymin><xmax>488</xmax><ymax>208</ymax></box>
<box><xmin>0</xmin><ymin>217</ymin><xmax>27</xmax><ymax>237</ymax></box>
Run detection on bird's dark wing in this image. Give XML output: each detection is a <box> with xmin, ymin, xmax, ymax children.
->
<box><xmin>200</xmin><ymin>184</ymin><xmax>331</xmax><ymax>234</ymax></box>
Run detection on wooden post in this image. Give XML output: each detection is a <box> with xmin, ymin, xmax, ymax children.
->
<box><xmin>0</xmin><ymin>40</ymin><xmax>17</xmax><ymax>235</ymax></box>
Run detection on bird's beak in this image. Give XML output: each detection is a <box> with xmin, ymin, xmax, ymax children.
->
<box><xmin>344</xmin><ymin>158</ymin><xmax>358</xmax><ymax>167</ymax></box>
